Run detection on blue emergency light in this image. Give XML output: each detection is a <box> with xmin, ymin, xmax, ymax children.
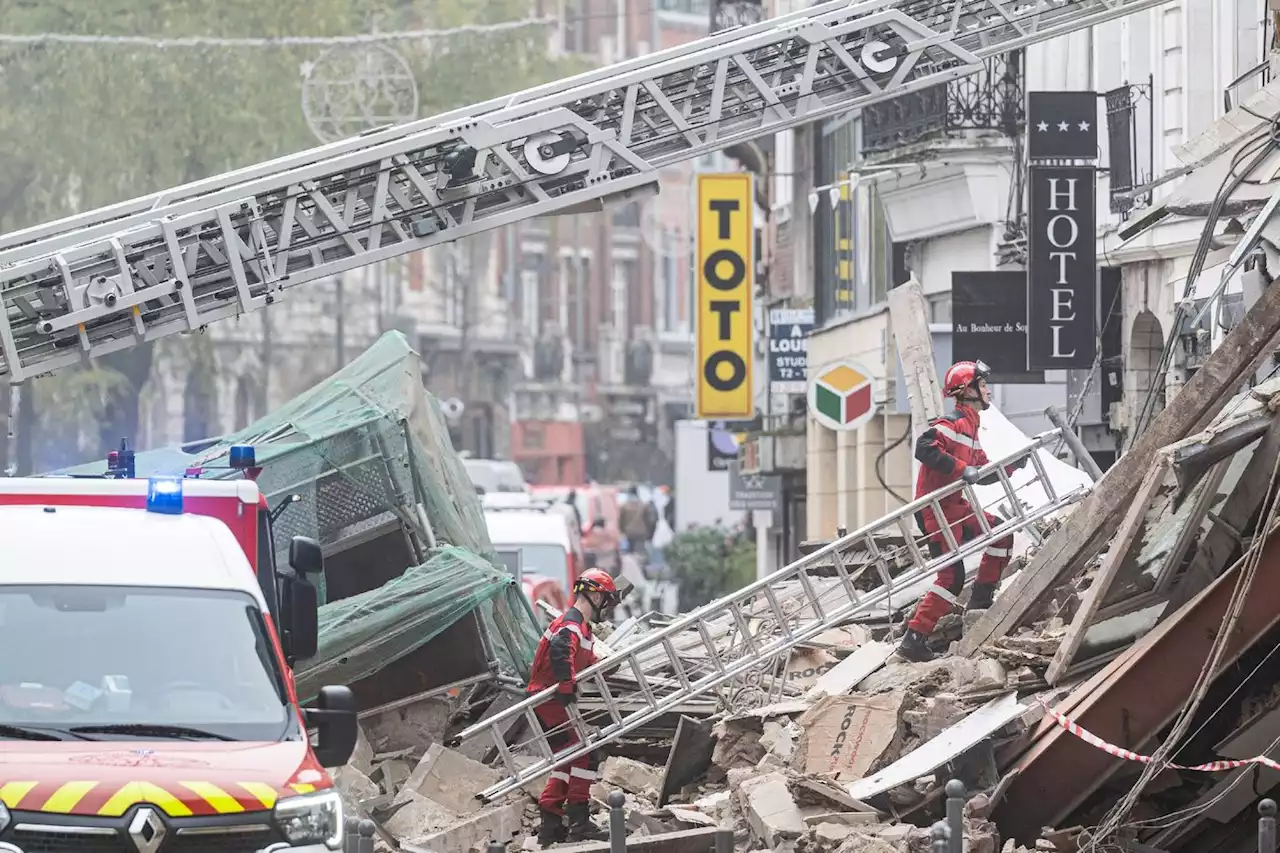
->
<box><xmin>146</xmin><ymin>477</ymin><xmax>184</xmax><ymax>515</ymax></box>
<box><xmin>228</xmin><ymin>445</ymin><xmax>256</xmax><ymax>469</ymax></box>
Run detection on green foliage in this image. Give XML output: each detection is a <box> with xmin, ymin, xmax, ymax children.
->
<box><xmin>664</xmin><ymin>525</ymin><xmax>757</xmax><ymax>611</ymax></box>
<box><xmin>0</xmin><ymin>0</ymin><xmax>590</xmax><ymax>470</ymax></box>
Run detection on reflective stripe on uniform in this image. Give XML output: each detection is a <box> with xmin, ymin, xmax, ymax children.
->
<box><xmin>550</xmin><ymin>772</ymin><xmax>571</xmax><ymax>782</ymax></box>
<box><xmin>927</xmin><ymin>584</ymin><xmax>961</xmax><ymax>606</ymax></box>
<box><xmin>985</xmin><ymin>546</ymin><xmax>1011</xmax><ymax>558</ymax></box>
<box><xmin>933</xmin><ymin>423</ymin><xmax>979</xmax><ymax>449</ymax></box>
<box><xmin>569</xmin><ymin>767</ymin><xmax>598</xmax><ymax>780</ymax></box>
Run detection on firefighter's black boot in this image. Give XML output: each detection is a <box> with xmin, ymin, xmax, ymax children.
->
<box><xmin>967</xmin><ymin>582</ymin><xmax>997</xmax><ymax>612</ymax></box>
<box><xmin>565</xmin><ymin>803</ymin><xmax>609</xmax><ymax>842</ymax></box>
<box><xmin>537</xmin><ymin>808</ymin><xmax>567</xmax><ymax>847</ymax></box>
<box><xmin>896</xmin><ymin>628</ymin><xmax>934</xmax><ymax>663</ymax></box>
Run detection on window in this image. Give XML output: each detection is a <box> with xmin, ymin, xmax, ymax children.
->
<box><xmin>611</xmin><ymin>260</ymin><xmax>634</xmax><ymax>331</ymax></box>
<box><xmin>521</xmin><ymin>266</ymin><xmax>540</xmax><ymax>338</ymax></box>
<box><xmin>0</xmin><ymin>586</ymin><xmax>291</xmax><ymax>741</ymax></box>
<box><xmin>660</xmin><ymin>233</ymin><xmax>682</xmax><ymax>332</ymax></box>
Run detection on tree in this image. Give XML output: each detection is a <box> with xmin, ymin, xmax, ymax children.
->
<box><xmin>664</xmin><ymin>525</ymin><xmax>756</xmax><ymax>611</ymax></box>
<box><xmin>0</xmin><ymin>0</ymin><xmax>590</xmax><ymax>472</ymax></box>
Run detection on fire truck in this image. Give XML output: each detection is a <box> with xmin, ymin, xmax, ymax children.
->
<box><xmin>0</xmin><ymin>467</ymin><xmax>358</xmax><ymax>851</ymax></box>
<box><xmin>0</xmin><ymin>0</ymin><xmax>1178</xmax><ymax>827</ymax></box>
<box><xmin>3</xmin><ymin>441</ymin><xmax>308</xmax><ymax>644</ymax></box>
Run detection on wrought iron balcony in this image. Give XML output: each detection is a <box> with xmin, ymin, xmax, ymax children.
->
<box><xmin>861</xmin><ymin>51</ymin><xmax>1025</xmax><ymax>156</ymax></box>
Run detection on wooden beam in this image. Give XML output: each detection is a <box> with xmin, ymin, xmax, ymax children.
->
<box><xmin>994</xmin><ymin>528</ymin><xmax>1280</xmax><ymax>842</ymax></box>
<box><xmin>957</xmin><ymin>277</ymin><xmax>1280</xmax><ymax>656</ymax></box>
<box><xmin>1165</xmin><ymin>414</ymin><xmax>1280</xmax><ymax>609</ymax></box>
<box><xmin>888</xmin><ymin>278</ymin><xmax>943</xmax><ymax>446</ymax></box>
<box><xmin>1151</xmin><ymin>457</ymin><xmax>1230</xmax><ymax>594</ymax></box>
<box><xmin>1043</xmin><ymin>456</ymin><xmax>1170</xmax><ymax>685</ymax></box>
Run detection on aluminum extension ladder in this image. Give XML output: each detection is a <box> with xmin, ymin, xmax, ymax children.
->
<box><xmin>454</xmin><ymin>430</ymin><xmax>1090</xmax><ymax>802</ymax></box>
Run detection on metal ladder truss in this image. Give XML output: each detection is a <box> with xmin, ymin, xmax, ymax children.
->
<box><xmin>0</xmin><ymin>0</ymin><xmax>1169</xmax><ymax>384</ymax></box>
<box><xmin>454</xmin><ymin>430</ymin><xmax>1089</xmax><ymax>802</ymax></box>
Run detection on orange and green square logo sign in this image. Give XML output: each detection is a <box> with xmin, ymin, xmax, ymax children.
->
<box><xmin>808</xmin><ymin>361</ymin><xmax>876</xmax><ymax>432</ymax></box>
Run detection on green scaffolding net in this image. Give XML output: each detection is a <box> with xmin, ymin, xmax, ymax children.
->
<box><xmin>58</xmin><ymin>331</ymin><xmax>540</xmax><ymax>686</ymax></box>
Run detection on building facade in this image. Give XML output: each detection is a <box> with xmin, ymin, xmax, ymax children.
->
<box><xmin>134</xmin><ymin>0</ymin><xmax>713</xmax><ymax>490</ymax></box>
<box><xmin>749</xmin><ymin>0</ymin><xmax>1277</xmax><ymax>564</ymax></box>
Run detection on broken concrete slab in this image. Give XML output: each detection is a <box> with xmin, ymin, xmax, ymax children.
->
<box><xmin>712</xmin><ymin>717</ymin><xmax>767</xmax><ymax>771</ymax></box>
<box><xmin>348</xmin><ymin>725</ymin><xmax>375</xmax><ymax>775</ymax></box>
<box><xmin>401</xmin><ymin>743</ymin><xmax>504</xmax><ymax>815</ymax></box>
<box><xmin>332</xmin><ymin>765</ymin><xmax>380</xmax><ymax>815</ymax></box>
<box><xmin>802</xmin><ymin>812</ymin><xmax>882</xmax><ymax>828</ymax></box>
<box><xmin>846</xmin><ymin>692</ymin><xmax>1027</xmax><ymax>801</ymax></box>
<box><xmin>374</xmin><ymin>757</ymin><xmax>411</xmax><ymax>794</ymax></box>
<box><xmin>546</xmin><ymin>827</ymin><xmax>719</xmax><ymax>853</ymax></box>
<box><xmin>601</xmin><ymin>756</ymin><xmax>664</xmax><ymax>799</ymax></box>
<box><xmin>795</xmin><ymin>693</ymin><xmax>904</xmax><ymax>781</ymax></box>
<box><xmin>383</xmin><ymin>790</ymin><xmax>459</xmax><ymax>842</ymax></box>
<box><xmin>660</xmin><ymin>715</ymin><xmax>716</xmax><ymax>806</ymax></box>
<box><xmin>400</xmin><ymin>801</ymin><xmax>524</xmax><ymax>853</ymax></box>
<box><xmin>365</xmin><ymin>697</ymin><xmax>453</xmax><ymax>758</ymax></box>
<box><xmin>739</xmin><ymin>772</ymin><xmax>806</xmax><ymax>848</ymax></box>
<box><xmin>805</xmin><ymin>641</ymin><xmax>895</xmax><ymax>701</ymax></box>
<box><xmin>858</xmin><ymin>656</ymin><xmax>980</xmax><ymax>696</ymax></box>
<box><xmin>760</xmin><ymin>720</ymin><xmax>800</xmax><ymax>762</ymax></box>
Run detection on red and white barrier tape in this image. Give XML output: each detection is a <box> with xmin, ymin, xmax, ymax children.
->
<box><xmin>1040</xmin><ymin>702</ymin><xmax>1280</xmax><ymax>773</ymax></box>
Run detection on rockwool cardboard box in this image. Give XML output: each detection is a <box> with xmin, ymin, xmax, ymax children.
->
<box><xmin>795</xmin><ymin>692</ymin><xmax>904</xmax><ymax>781</ymax></box>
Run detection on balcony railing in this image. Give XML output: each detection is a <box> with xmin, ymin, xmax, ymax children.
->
<box><xmin>861</xmin><ymin>51</ymin><xmax>1025</xmax><ymax>155</ymax></box>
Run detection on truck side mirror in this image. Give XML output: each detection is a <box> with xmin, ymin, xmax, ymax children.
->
<box><xmin>307</xmin><ymin>685</ymin><xmax>358</xmax><ymax>768</ymax></box>
<box><xmin>289</xmin><ymin>535</ymin><xmax>323</xmax><ymax>575</ymax></box>
<box><xmin>282</xmin><ymin>576</ymin><xmax>319</xmax><ymax>663</ymax></box>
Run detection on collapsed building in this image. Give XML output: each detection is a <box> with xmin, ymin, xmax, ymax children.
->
<box><xmin>61</xmin><ymin>331</ymin><xmax>541</xmax><ymax>711</ymax></box>
<box><xmin>322</xmin><ymin>359</ymin><xmax>1280</xmax><ymax>853</ymax></box>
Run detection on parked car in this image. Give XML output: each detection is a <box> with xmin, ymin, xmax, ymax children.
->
<box><xmin>484</xmin><ymin>506</ymin><xmax>579</xmax><ymax>620</ymax></box>
<box><xmin>463</xmin><ymin>458</ymin><xmax>530</xmax><ymax>495</ymax></box>
<box><xmin>532</xmin><ymin>485</ymin><xmax>622</xmax><ymax>575</ymax></box>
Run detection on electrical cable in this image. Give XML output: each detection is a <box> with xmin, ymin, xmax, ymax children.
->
<box><xmin>1126</xmin><ymin>118</ymin><xmax>1280</xmax><ymax>447</ymax></box>
<box><xmin>1085</xmin><ymin>447</ymin><xmax>1280</xmax><ymax>850</ymax></box>
<box><xmin>875</xmin><ymin>419</ymin><xmax>912</xmax><ymax>505</ymax></box>
<box><xmin>0</xmin><ymin>19</ymin><xmax>559</xmax><ymax>47</ymax></box>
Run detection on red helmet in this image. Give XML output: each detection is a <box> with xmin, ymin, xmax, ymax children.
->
<box><xmin>573</xmin><ymin>568</ymin><xmax>619</xmax><ymax>607</ymax></box>
<box><xmin>943</xmin><ymin>360</ymin><xmax>991</xmax><ymax>399</ymax></box>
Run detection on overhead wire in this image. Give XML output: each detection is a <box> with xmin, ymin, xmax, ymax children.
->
<box><xmin>0</xmin><ymin>19</ymin><xmax>559</xmax><ymax>47</ymax></box>
<box><xmin>1084</xmin><ymin>438</ymin><xmax>1280</xmax><ymax>850</ymax></box>
<box><xmin>1126</xmin><ymin>113</ymin><xmax>1280</xmax><ymax>447</ymax></box>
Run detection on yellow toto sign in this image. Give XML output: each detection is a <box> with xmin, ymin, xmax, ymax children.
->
<box><xmin>695</xmin><ymin>173</ymin><xmax>754</xmax><ymax>420</ymax></box>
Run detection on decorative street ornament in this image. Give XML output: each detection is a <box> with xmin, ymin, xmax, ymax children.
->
<box><xmin>300</xmin><ymin>42</ymin><xmax>419</xmax><ymax>144</ymax></box>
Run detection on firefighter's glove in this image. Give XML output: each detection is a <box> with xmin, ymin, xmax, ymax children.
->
<box><xmin>961</xmin><ymin>466</ymin><xmax>981</xmax><ymax>485</ymax></box>
<box><xmin>556</xmin><ymin>685</ymin><xmax>578</xmax><ymax>706</ymax></box>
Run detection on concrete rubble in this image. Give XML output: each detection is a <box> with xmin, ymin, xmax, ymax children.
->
<box><xmin>333</xmin><ymin>398</ymin><xmax>1280</xmax><ymax>853</ymax></box>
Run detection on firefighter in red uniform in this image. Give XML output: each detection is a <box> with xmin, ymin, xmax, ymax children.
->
<box><xmin>897</xmin><ymin>360</ymin><xmax>1026</xmax><ymax>663</ymax></box>
<box><xmin>529</xmin><ymin>569</ymin><xmax>620</xmax><ymax>847</ymax></box>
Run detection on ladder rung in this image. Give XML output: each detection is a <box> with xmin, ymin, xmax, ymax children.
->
<box><xmin>827</xmin><ymin>546</ymin><xmax>863</xmax><ymax>608</ymax></box>
<box><xmin>661</xmin><ymin>637</ymin><xmax>693</xmax><ymax>691</ymax></box>
<box><xmin>762</xmin><ymin>584</ymin><xmax>795</xmax><ymax>637</ymax></box>
<box><xmin>796</xmin><ymin>567</ymin><xmax>827</xmax><ymax>622</ymax></box>
<box><xmin>929</xmin><ymin>500</ymin><xmax>961</xmax><ymax>552</ymax></box>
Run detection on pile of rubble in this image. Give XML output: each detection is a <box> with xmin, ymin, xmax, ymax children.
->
<box><xmin>330</xmin><ymin>601</ymin><xmax>1084</xmax><ymax>853</ymax></box>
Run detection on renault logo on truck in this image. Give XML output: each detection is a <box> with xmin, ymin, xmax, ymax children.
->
<box><xmin>128</xmin><ymin>807</ymin><xmax>167</xmax><ymax>853</ymax></box>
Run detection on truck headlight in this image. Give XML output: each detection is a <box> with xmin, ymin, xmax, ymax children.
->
<box><xmin>273</xmin><ymin>789</ymin><xmax>343</xmax><ymax>850</ymax></box>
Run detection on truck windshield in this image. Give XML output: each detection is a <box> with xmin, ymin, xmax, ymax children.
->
<box><xmin>0</xmin><ymin>585</ymin><xmax>292</xmax><ymax>742</ymax></box>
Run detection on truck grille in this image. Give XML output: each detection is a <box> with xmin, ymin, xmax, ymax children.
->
<box><xmin>7</xmin><ymin>815</ymin><xmax>279</xmax><ymax>853</ymax></box>
<box><xmin>10</xmin><ymin>827</ymin><xmax>124</xmax><ymax>853</ymax></box>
